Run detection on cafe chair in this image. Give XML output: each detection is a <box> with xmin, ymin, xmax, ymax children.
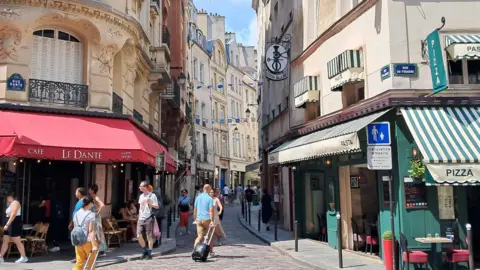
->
<box><xmin>351</xmin><ymin>218</ymin><xmax>364</xmax><ymax>251</ymax></box>
<box><xmin>317</xmin><ymin>213</ymin><xmax>327</xmax><ymax>242</ymax></box>
<box><xmin>363</xmin><ymin>219</ymin><xmax>378</xmax><ymax>254</ymax></box>
<box><xmin>446</xmin><ymin>236</ymin><xmax>470</xmax><ymax>270</ymax></box>
<box><xmin>400</xmin><ymin>233</ymin><xmax>429</xmax><ymax>270</ymax></box>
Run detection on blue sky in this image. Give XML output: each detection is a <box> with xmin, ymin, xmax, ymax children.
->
<box><xmin>193</xmin><ymin>0</ymin><xmax>257</xmax><ymax>46</ymax></box>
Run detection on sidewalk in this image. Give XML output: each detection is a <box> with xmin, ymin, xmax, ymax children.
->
<box><xmin>5</xmin><ymin>217</ymin><xmax>179</xmax><ymax>270</ymax></box>
<box><xmin>239</xmin><ymin>205</ymin><xmax>384</xmax><ymax>270</ymax></box>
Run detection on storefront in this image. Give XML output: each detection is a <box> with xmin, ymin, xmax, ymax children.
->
<box><xmin>0</xmin><ymin>107</ymin><xmax>175</xmax><ymax>240</ymax></box>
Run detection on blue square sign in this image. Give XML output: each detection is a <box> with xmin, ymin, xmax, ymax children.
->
<box><xmin>367</xmin><ymin>122</ymin><xmax>391</xmax><ymax>145</ymax></box>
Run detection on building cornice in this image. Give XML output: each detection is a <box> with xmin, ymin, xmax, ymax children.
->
<box><xmin>291</xmin><ymin>0</ymin><xmax>379</xmax><ymax>67</ymax></box>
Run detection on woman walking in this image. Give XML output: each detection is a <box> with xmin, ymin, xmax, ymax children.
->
<box><xmin>72</xmin><ymin>196</ymin><xmax>98</xmax><ymax>270</ymax></box>
<box><xmin>178</xmin><ymin>189</ymin><xmax>191</xmax><ymax>235</ymax></box>
<box><xmin>0</xmin><ymin>192</ymin><xmax>28</xmax><ymax>263</ymax></box>
<box><xmin>215</xmin><ymin>188</ymin><xmax>224</xmax><ymax>221</ymax></box>
<box><xmin>88</xmin><ymin>185</ymin><xmax>107</xmax><ymax>255</ymax></box>
<box><xmin>209</xmin><ymin>189</ymin><xmax>226</xmax><ymax>247</ymax></box>
<box><xmin>261</xmin><ymin>189</ymin><xmax>274</xmax><ymax>231</ymax></box>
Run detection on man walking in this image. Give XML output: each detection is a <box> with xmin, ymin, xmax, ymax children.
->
<box><xmin>137</xmin><ymin>181</ymin><xmax>159</xmax><ymax>260</ymax></box>
<box><xmin>193</xmin><ymin>184</ymin><xmax>216</xmax><ymax>257</ymax></box>
<box><xmin>68</xmin><ymin>187</ymin><xmax>87</xmax><ymax>263</ymax></box>
<box><xmin>222</xmin><ymin>185</ymin><xmax>230</xmax><ymax>205</ymax></box>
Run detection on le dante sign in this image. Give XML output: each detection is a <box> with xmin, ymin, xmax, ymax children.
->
<box><xmin>62</xmin><ymin>150</ymin><xmax>103</xmax><ymax>160</ymax></box>
<box><xmin>265</xmin><ymin>43</ymin><xmax>289</xmax><ymax>81</ymax></box>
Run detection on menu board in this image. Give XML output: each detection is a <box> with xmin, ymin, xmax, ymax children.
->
<box><xmin>382</xmin><ymin>176</ymin><xmax>391</xmax><ymax>205</ymax></box>
<box><xmin>403</xmin><ymin>177</ymin><xmax>428</xmax><ymax>209</ymax></box>
<box><xmin>0</xmin><ymin>171</ymin><xmax>16</xmax><ymax>197</ymax></box>
<box><xmin>438</xmin><ymin>186</ymin><xmax>455</xmax><ymax>220</ymax></box>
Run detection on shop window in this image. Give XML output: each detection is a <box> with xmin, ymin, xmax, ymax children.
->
<box><xmin>448</xmin><ymin>59</ymin><xmax>480</xmax><ymax>85</ymax></box>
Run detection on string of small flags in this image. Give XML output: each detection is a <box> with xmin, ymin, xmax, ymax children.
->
<box><xmin>195</xmin><ymin>118</ymin><xmax>251</xmax><ymax>125</ymax></box>
<box><xmin>195</xmin><ymin>82</ymin><xmax>263</xmax><ymax>90</ymax></box>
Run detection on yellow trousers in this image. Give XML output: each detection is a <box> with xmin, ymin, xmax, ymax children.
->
<box><xmin>73</xmin><ymin>242</ymin><xmax>97</xmax><ymax>270</ymax></box>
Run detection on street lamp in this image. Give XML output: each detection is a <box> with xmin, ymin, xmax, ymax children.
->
<box><xmin>245</xmin><ymin>108</ymin><xmax>251</xmax><ymax>118</ymax></box>
<box><xmin>178</xmin><ymin>72</ymin><xmax>186</xmax><ymax>86</ymax></box>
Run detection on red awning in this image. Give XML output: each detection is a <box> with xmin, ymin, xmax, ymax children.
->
<box><xmin>0</xmin><ymin>111</ymin><xmax>176</xmax><ymax>172</ymax></box>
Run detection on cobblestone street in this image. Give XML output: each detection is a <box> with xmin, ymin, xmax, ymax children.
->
<box><xmin>103</xmin><ymin>206</ymin><xmax>308</xmax><ymax>270</ymax></box>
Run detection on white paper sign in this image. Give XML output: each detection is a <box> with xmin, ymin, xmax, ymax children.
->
<box><xmin>367</xmin><ymin>146</ymin><xmax>392</xmax><ymax>170</ymax></box>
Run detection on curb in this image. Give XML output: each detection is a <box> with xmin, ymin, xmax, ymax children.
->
<box><xmin>237</xmin><ymin>213</ymin><xmax>326</xmax><ymax>270</ymax></box>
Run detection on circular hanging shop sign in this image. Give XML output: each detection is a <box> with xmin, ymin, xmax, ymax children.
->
<box><xmin>265</xmin><ymin>43</ymin><xmax>289</xmax><ymax>81</ymax></box>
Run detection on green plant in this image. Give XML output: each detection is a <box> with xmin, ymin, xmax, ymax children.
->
<box><xmin>383</xmin><ymin>231</ymin><xmax>393</xmax><ymax>240</ymax></box>
<box><xmin>408</xmin><ymin>160</ymin><xmax>425</xmax><ymax>179</ymax></box>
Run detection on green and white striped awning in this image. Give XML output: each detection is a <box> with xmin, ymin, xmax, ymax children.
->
<box><xmin>327</xmin><ymin>50</ymin><xmax>364</xmax><ymax>91</ymax></box>
<box><xmin>445</xmin><ymin>34</ymin><xmax>480</xmax><ymax>60</ymax></box>
<box><xmin>294</xmin><ymin>76</ymin><xmax>320</xmax><ymax>108</ymax></box>
<box><xmin>401</xmin><ymin>107</ymin><xmax>480</xmax><ymax>186</ymax></box>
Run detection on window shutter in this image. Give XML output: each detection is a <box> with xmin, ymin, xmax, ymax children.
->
<box><xmin>58</xmin><ymin>39</ymin><xmax>67</xmax><ymax>82</ymax></box>
<box><xmin>30</xmin><ymin>36</ymin><xmax>42</xmax><ymax>79</ymax></box>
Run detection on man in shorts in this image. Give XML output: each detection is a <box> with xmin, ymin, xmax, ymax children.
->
<box><xmin>193</xmin><ymin>184</ymin><xmax>216</xmax><ymax>257</ymax></box>
<box><xmin>137</xmin><ymin>181</ymin><xmax>158</xmax><ymax>260</ymax></box>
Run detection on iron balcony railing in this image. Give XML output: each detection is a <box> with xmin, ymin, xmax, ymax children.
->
<box><xmin>149</xmin><ymin>123</ymin><xmax>154</xmax><ymax>131</ymax></box>
<box><xmin>112</xmin><ymin>92</ymin><xmax>123</xmax><ymax>114</ymax></box>
<box><xmin>167</xmin><ymin>80</ymin><xmax>181</xmax><ymax>108</ymax></box>
<box><xmin>186</xmin><ymin>103</ymin><xmax>193</xmax><ymax>124</ymax></box>
<box><xmin>162</xmin><ymin>26</ymin><xmax>171</xmax><ymax>49</ymax></box>
<box><xmin>159</xmin><ymin>87</ymin><xmax>174</xmax><ymax>99</ymax></box>
<box><xmin>29</xmin><ymin>79</ymin><xmax>88</xmax><ymax>108</ymax></box>
<box><xmin>133</xmin><ymin>109</ymin><xmax>143</xmax><ymax>123</ymax></box>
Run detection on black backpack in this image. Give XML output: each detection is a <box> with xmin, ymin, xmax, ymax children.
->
<box><xmin>150</xmin><ymin>192</ymin><xmax>165</xmax><ymax>218</ymax></box>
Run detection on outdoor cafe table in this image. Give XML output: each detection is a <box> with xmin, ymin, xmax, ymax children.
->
<box><xmin>415</xmin><ymin>237</ymin><xmax>452</xmax><ymax>270</ymax></box>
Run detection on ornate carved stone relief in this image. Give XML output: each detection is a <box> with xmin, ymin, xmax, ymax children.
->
<box><xmin>122</xmin><ymin>45</ymin><xmax>136</xmax><ymax>88</ymax></box>
<box><xmin>0</xmin><ymin>9</ymin><xmax>22</xmax><ymax>20</ymax></box>
<box><xmin>107</xmin><ymin>28</ymin><xmax>122</xmax><ymax>39</ymax></box>
<box><xmin>94</xmin><ymin>44</ymin><xmax>117</xmax><ymax>74</ymax></box>
<box><xmin>0</xmin><ymin>25</ymin><xmax>21</xmax><ymax>61</ymax></box>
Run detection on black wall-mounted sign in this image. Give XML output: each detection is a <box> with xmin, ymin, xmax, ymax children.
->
<box><xmin>404</xmin><ymin>177</ymin><xmax>428</xmax><ymax>209</ymax></box>
<box><xmin>382</xmin><ymin>176</ymin><xmax>391</xmax><ymax>205</ymax></box>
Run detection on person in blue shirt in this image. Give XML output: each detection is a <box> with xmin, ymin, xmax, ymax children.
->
<box><xmin>193</xmin><ymin>185</ymin><xmax>215</xmax><ymax>256</ymax></box>
<box><xmin>67</xmin><ymin>187</ymin><xmax>86</xmax><ymax>263</ymax></box>
<box><xmin>178</xmin><ymin>189</ymin><xmax>191</xmax><ymax>236</ymax></box>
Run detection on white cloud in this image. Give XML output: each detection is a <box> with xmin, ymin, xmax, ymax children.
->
<box><xmin>236</xmin><ymin>16</ymin><xmax>257</xmax><ymax>47</ymax></box>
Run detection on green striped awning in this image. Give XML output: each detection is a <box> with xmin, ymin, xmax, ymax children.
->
<box><xmin>327</xmin><ymin>50</ymin><xmax>363</xmax><ymax>79</ymax></box>
<box><xmin>445</xmin><ymin>34</ymin><xmax>480</xmax><ymax>60</ymax></box>
<box><xmin>294</xmin><ymin>76</ymin><xmax>320</xmax><ymax>108</ymax></box>
<box><xmin>401</xmin><ymin>107</ymin><xmax>480</xmax><ymax>186</ymax></box>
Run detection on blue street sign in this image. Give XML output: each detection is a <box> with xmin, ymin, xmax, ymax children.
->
<box><xmin>6</xmin><ymin>73</ymin><xmax>25</xmax><ymax>91</ymax></box>
<box><xmin>380</xmin><ymin>65</ymin><xmax>391</xmax><ymax>81</ymax></box>
<box><xmin>366</xmin><ymin>122</ymin><xmax>391</xmax><ymax>145</ymax></box>
<box><xmin>393</xmin><ymin>63</ymin><xmax>418</xmax><ymax>77</ymax></box>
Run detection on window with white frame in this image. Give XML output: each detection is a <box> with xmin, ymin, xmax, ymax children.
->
<box><xmin>233</xmin><ymin>133</ymin><xmax>237</xmax><ymax>157</ymax></box>
<box><xmin>195</xmin><ymin>99</ymin><xmax>200</xmax><ymax>119</ymax></box>
<box><xmin>230</xmin><ymin>74</ymin><xmax>234</xmax><ymax>90</ymax></box>
<box><xmin>234</xmin><ymin>77</ymin><xmax>238</xmax><ymax>92</ymax></box>
<box><xmin>222</xmin><ymin>135</ymin><xmax>228</xmax><ymax>156</ymax></box>
<box><xmin>196</xmin><ymin>131</ymin><xmax>201</xmax><ymax>152</ymax></box>
<box><xmin>193</xmin><ymin>57</ymin><xmax>198</xmax><ymax>80</ymax></box>
<box><xmin>230</xmin><ymin>100</ymin><xmax>235</xmax><ymax>118</ymax></box>
<box><xmin>220</xmin><ymin>105</ymin><xmax>225</xmax><ymax>121</ymax></box>
<box><xmin>240</xmin><ymin>134</ymin><xmax>244</xmax><ymax>158</ymax></box>
<box><xmin>200</xmin><ymin>63</ymin><xmax>204</xmax><ymax>83</ymax></box>
<box><xmin>201</xmin><ymin>103</ymin><xmax>206</xmax><ymax>122</ymax></box>
<box><xmin>448</xmin><ymin>59</ymin><xmax>480</xmax><ymax>85</ymax></box>
<box><xmin>31</xmin><ymin>29</ymin><xmax>83</xmax><ymax>84</ymax></box>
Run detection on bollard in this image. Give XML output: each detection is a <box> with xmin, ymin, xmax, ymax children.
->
<box><xmin>467</xmin><ymin>224</ymin><xmax>474</xmax><ymax>270</ymax></box>
<box><xmin>158</xmin><ymin>217</ymin><xmax>163</xmax><ymax>245</ymax></box>
<box><xmin>167</xmin><ymin>209</ymin><xmax>171</xmax><ymax>239</ymax></box>
<box><xmin>258</xmin><ymin>209</ymin><xmax>262</xmax><ymax>231</ymax></box>
<box><xmin>244</xmin><ymin>200</ymin><xmax>248</xmax><ymax>221</ymax></box>
<box><xmin>241</xmin><ymin>198</ymin><xmax>245</xmax><ymax>217</ymax></box>
<box><xmin>274</xmin><ymin>210</ymin><xmax>278</xmax><ymax>241</ymax></box>
<box><xmin>173</xmin><ymin>205</ymin><xmax>176</xmax><ymax>221</ymax></box>
<box><xmin>337</xmin><ymin>213</ymin><xmax>343</xmax><ymax>268</ymax></box>
<box><xmin>248</xmin><ymin>202</ymin><xmax>252</xmax><ymax>226</ymax></box>
<box><xmin>295</xmin><ymin>220</ymin><xmax>298</xmax><ymax>252</ymax></box>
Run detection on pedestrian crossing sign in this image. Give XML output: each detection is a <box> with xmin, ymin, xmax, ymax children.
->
<box><xmin>366</xmin><ymin>122</ymin><xmax>391</xmax><ymax>145</ymax></box>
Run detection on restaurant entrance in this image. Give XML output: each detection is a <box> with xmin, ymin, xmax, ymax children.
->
<box><xmin>466</xmin><ymin>186</ymin><xmax>480</xmax><ymax>263</ymax></box>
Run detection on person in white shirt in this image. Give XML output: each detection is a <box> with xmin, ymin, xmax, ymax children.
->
<box><xmin>137</xmin><ymin>181</ymin><xmax>159</xmax><ymax>260</ymax></box>
<box><xmin>0</xmin><ymin>192</ymin><xmax>28</xmax><ymax>263</ymax></box>
<box><xmin>222</xmin><ymin>185</ymin><xmax>230</xmax><ymax>204</ymax></box>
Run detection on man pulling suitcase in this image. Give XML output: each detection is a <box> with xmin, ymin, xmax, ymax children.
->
<box><xmin>192</xmin><ymin>184</ymin><xmax>217</xmax><ymax>260</ymax></box>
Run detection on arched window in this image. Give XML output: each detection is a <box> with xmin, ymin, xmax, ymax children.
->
<box><xmin>30</xmin><ymin>29</ymin><xmax>83</xmax><ymax>84</ymax></box>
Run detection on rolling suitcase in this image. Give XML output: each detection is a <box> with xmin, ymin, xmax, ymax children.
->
<box><xmin>192</xmin><ymin>225</ymin><xmax>215</xmax><ymax>262</ymax></box>
<box><xmin>83</xmin><ymin>250</ymin><xmax>99</xmax><ymax>270</ymax></box>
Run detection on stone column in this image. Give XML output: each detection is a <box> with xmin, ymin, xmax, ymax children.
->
<box><xmin>89</xmin><ymin>44</ymin><xmax>117</xmax><ymax>111</ymax></box>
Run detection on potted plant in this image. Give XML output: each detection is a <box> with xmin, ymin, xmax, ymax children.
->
<box><xmin>383</xmin><ymin>231</ymin><xmax>394</xmax><ymax>270</ymax></box>
<box><xmin>408</xmin><ymin>160</ymin><xmax>425</xmax><ymax>180</ymax></box>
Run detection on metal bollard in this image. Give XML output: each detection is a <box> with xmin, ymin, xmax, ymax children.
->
<box><xmin>337</xmin><ymin>213</ymin><xmax>343</xmax><ymax>268</ymax></box>
<box><xmin>167</xmin><ymin>209</ymin><xmax>171</xmax><ymax>239</ymax></box>
<box><xmin>274</xmin><ymin>210</ymin><xmax>278</xmax><ymax>241</ymax></box>
<box><xmin>258</xmin><ymin>209</ymin><xmax>262</xmax><ymax>231</ymax></box>
<box><xmin>248</xmin><ymin>203</ymin><xmax>252</xmax><ymax>226</ymax></box>
<box><xmin>173</xmin><ymin>205</ymin><xmax>176</xmax><ymax>221</ymax></box>
<box><xmin>244</xmin><ymin>200</ymin><xmax>248</xmax><ymax>221</ymax></box>
<box><xmin>241</xmin><ymin>198</ymin><xmax>245</xmax><ymax>217</ymax></box>
<box><xmin>294</xmin><ymin>220</ymin><xmax>298</xmax><ymax>252</ymax></box>
<box><xmin>467</xmin><ymin>224</ymin><xmax>474</xmax><ymax>270</ymax></box>
<box><xmin>158</xmin><ymin>217</ymin><xmax>163</xmax><ymax>245</ymax></box>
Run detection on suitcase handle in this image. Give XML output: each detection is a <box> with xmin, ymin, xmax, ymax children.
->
<box><xmin>204</xmin><ymin>223</ymin><xmax>216</xmax><ymax>245</ymax></box>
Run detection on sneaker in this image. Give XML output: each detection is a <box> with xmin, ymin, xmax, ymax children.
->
<box><xmin>140</xmin><ymin>250</ymin><xmax>148</xmax><ymax>260</ymax></box>
<box><xmin>209</xmin><ymin>252</ymin><xmax>217</xmax><ymax>258</ymax></box>
<box><xmin>146</xmin><ymin>254</ymin><xmax>152</xmax><ymax>260</ymax></box>
<box><xmin>179</xmin><ymin>232</ymin><xmax>183</xmax><ymax>236</ymax></box>
<box><xmin>49</xmin><ymin>246</ymin><xmax>60</xmax><ymax>252</ymax></box>
<box><xmin>15</xmin><ymin>257</ymin><xmax>28</xmax><ymax>263</ymax></box>
<box><xmin>70</xmin><ymin>259</ymin><xmax>76</xmax><ymax>263</ymax></box>
<box><xmin>0</xmin><ymin>257</ymin><xmax>4</xmax><ymax>263</ymax></box>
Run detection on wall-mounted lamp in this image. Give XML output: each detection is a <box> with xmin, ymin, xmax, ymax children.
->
<box><xmin>292</xmin><ymin>166</ymin><xmax>297</xmax><ymax>171</ymax></box>
<box><xmin>412</xmin><ymin>147</ymin><xmax>419</xmax><ymax>160</ymax></box>
<box><xmin>19</xmin><ymin>159</ymin><xmax>23</xmax><ymax>163</ymax></box>
<box><xmin>245</xmin><ymin>108</ymin><xmax>251</xmax><ymax>118</ymax></box>
<box><xmin>37</xmin><ymin>160</ymin><xmax>41</xmax><ymax>163</ymax></box>
<box><xmin>178</xmin><ymin>72</ymin><xmax>187</xmax><ymax>86</ymax></box>
<box><xmin>324</xmin><ymin>158</ymin><xmax>332</xmax><ymax>168</ymax></box>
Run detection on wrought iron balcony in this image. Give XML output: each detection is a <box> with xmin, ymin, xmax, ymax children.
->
<box><xmin>112</xmin><ymin>92</ymin><xmax>123</xmax><ymax>114</ymax></box>
<box><xmin>162</xmin><ymin>26</ymin><xmax>171</xmax><ymax>49</ymax></box>
<box><xmin>167</xmin><ymin>80</ymin><xmax>181</xmax><ymax>108</ymax></box>
<box><xmin>186</xmin><ymin>103</ymin><xmax>193</xmax><ymax>124</ymax></box>
<box><xmin>133</xmin><ymin>110</ymin><xmax>143</xmax><ymax>123</ymax></box>
<box><xmin>159</xmin><ymin>87</ymin><xmax>174</xmax><ymax>99</ymax></box>
<box><xmin>29</xmin><ymin>79</ymin><xmax>88</xmax><ymax>108</ymax></box>
<box><xmin>149</xmin><ymin>123</ymin><xmax>154</xmax><ymax>131</ymax></box>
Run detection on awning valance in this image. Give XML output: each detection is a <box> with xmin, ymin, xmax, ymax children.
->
<box><xmin>268</xmin><ymin>109</ymin><xmax>391</xmax><ymax>165</ymax></box>
<box><xmin>327</xmin><ymin>50</ymin><xmax>364</xmax><ymax>91</ymax></box>
<box><xmin>401</xmin><ymin>107</ymin><xmax>480</xmax><ymax>186</ymax></box>
<box><xmin>0</xmin><ymin>111</ymin><xmax>176</xmax><ymax>172</ymax></box>
<box><xmin>445</xmin><ymin>34</ymin><xmax>480</xmax><ymax>60</ymax></box>
<box><xmin>294</xmin><ymin>76</ymin><xmax>320</xmax><ymax>108</ymax></box>
<box><xmin>246</xmin><ymin>160</ymin><xmax>261</xmax><ymax>172</ymax></box>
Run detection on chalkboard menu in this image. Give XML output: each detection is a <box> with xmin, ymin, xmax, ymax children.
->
<box><xmin>382</xmin><ymin>176</ymin><xmax>391</xmax><ymax>205</ymax></box>
<box><xmin>403</xmin><ymin>177</ymin><xmax>428</xmax><ymax>209</ymax></box>
<box><xmin>0</xmin><ymin>171</ymin><xmax>16</xmax><ymax>197</ymax></box>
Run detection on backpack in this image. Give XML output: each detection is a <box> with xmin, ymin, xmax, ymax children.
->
<box><xmin>150</xmin><ymin>192</ymin><xmax>164</xmax><ymax>218</ymax></box>
<box><xmin>71</xmin><ymin>211</ymin><xmax>93</xmax><ymax>246</ymax></box>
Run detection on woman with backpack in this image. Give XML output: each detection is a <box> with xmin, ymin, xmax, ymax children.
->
<box><xmin>178</xmin><ymin>189</ymin><xmax>191</xmax><ymax>235</ymax></box>
<box><xmin>72</xmin><ymin>196</ymin><xmax>98</xmax><ymax>270</ymax></box>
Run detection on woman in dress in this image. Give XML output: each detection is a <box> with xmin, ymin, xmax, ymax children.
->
<box><xmin>0</xmin><ymin>191</ymin><xmax>28</xmax><ymax>263</ymax></box>
<box><xmin>261</xmin><ymin>189</ymin><xmax>274</xmax><ymax>231</ymax></box>
<box><xmin>178</xmin><ymin>189</ymin><xmax>191</xmax><ymax>235</ymax></box>
<box><xmin>209</xmin><ymin>189</ymin><xmax>226</xmax><ymax>246</ymax></box>
<box><xmin>88</xmin><ymin>184</ymin><xmax>107</xmax><ymax>255</ymax></box>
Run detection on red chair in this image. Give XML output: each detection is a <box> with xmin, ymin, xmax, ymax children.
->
<box><xmin>351</xmin><ymin>218</ymin><xmax>364</xmax><ymax>251</ymax></box>
<box><xmin>363</xmin><ymin>219</ymin><xmax>378</xmax><ymax>254</ymax></box>
<box><xmin>447</xmin><ymin>237</ymin><xmax>470</xmax><ymax>270</ymax></box>
<box><xmin>400</xmin><ymin>234</ymin><xmax>429</xmax><ymax>270</ymax></box>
